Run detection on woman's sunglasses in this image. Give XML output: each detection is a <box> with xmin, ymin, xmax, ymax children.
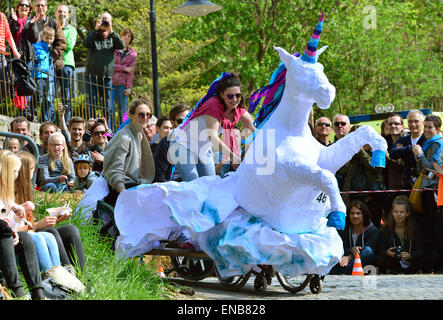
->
<box><xmin>19</xmin><ymin>3</ymin><xmax>30</xmax><ymax>7</ymax></box>
<box><xmin>93</xmin><ymin>130</ymin><xmax>106</xmax><ymax>136</ymax></box>
<box><xmin>226</xmin><ymin>93</ymin><xmax>242</xmax><ymax>100</ymax></box>
<box><xmin>138</xmin><ymin>112</ymin><xmax>152</xmax><ymax>120</ymax></box>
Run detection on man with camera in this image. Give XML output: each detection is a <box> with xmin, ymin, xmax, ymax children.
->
<box><xmin>83</xmin><ymin>13</ymin><xmax>124</xmax><ymax>132</ymax></box>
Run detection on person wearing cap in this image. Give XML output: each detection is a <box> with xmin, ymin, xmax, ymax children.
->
<box><xmin>73</xmin><ymin>154</ymin><xmax>100</xmax><ymax>193</ymax></box>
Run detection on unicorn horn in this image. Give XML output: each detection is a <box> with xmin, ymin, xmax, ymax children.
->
<box><xmin>301</xmin><ymin>12</ymin><xmax>325</xmax><ymax>63</ymax></box>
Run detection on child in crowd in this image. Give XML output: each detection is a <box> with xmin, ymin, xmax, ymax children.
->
<box><xmin>39</xmin><ymin>132</ymin><xmax>75</xmax><ymax>193</ymax></box>
<box><xmin>6</xmin><ymin>138</ymin><xmax>20</xmax><ymax>152</ymax></box>
<box><xmin>0</xmin><ymin>150</ymin><xmax>61</xmax><ymax>273</ymax></box>
<box><xmin>31</xmin><ymin>27</ymin><xmax>55</xmax><ymax>122</ymax></box>
<box><xmin>73</xmin><ymin>154</ymin><xmax>100</xmax><ymax>193</ymax></box>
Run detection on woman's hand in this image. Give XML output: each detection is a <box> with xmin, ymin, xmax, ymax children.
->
<box><xmin>11</xmin><ymin>8</ymin><xmax>17</xmax><ymax>21</ymax></box>
<box><xmin>35</xmin><ymin>216</ymin><xmax>57</xmax><ymax>230</ymax></box>
<box><xmin>11</xmin><ymin>204</ymin><xmax>25</xmax><ymax>219</ymax></box>
<box><xmin>56</xmin><ymin>210</ymin><xmax>72</xmax><ymax>224</ymax></box>
<box><xmin>59</xmin><ymin>175</ymin><xmax>68</xmax><ymax>182</ymax></box>
<box><xmin>124</xmin><ymin>67</ymin><xmax>133</xmax><ymax>73</ymax></box>
<box><xmin>350</xmin><ymin>246</ymin><xmax>362</xmax><ymax>257</ymax></box>
<box><xmin>91</xmin><ymin>151</ymin><xmax>104</xmax><ymax>162</ymax></box>
<box><xmin>339</xmin><ymin>255</ymin><xmax>352</xmax><ymax>267</ymax></box>
<box><xmin>412</xmin><ymin>144</ymin><xmax>423</xmax><ymax>157</ymax></box>
<box><xmin>21</xmin><ymin>201</ymin><xmax>35</xmax><ymax>212</ymax></box>
<box><xmin>386</xmin><ymin>247</ymin><xmax>396</xmax><ymax>258</ymax></box>
<box><xmin>12</xmin><ymin>231</ymin><xmax>19</xmax><ymax>246</ymax></box>
<box><xmin>433</xmin><ymin>162</ymin><xmax>443</xmax><ymax>175</ymax></box>
<box><xmin>401</xmin><ymin>251</ymin><xmax>411</xmax><ymax>261</ymax></box>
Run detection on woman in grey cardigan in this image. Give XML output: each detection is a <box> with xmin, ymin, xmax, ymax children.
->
<box><xmin>102</xmin><ymin>98</ymin><xmax>155</xmax><ymax>207</ymax></box>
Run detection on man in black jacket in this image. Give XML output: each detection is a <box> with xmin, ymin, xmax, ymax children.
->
<box><xmin>83</xmin><ymin>12</ymin><xmax>124</xmax><ymax>132</ymax></box>
<box><xmin>389</xmin><ymin>109</ymin><xmax>426</xmax><ymax>189</ymax></box>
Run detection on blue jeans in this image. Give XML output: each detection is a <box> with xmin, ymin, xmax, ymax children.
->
<box><xmin>171</xmin><ymin>141</ymin><xmax>215</xmax><ymax>182</ymax></box>
<box><xmin>329</xmin><ymin>246</ymin><xmax>376</xmax><ymax>275</ymax></box>
<box><xmin>56</xmin><ymin>65</ymin><xmax>74</xmax><ymax>123</ymax></box>
<box><xmin>41</xmin><ymin>182</ymin><xmax>69</xmax><ymax>193</ymax></box>
<box><xmin>85</xmin><ymin>75</ymin><xmax>114</xmax><ymax>131</ymax></box>
<box><xmin>29</xmin><ymin>232</ymin><xmax>61</xmax><ymax>272</ymax></box>
<box><xmin>30</xmin><ymin>77</ymin><xmax>54</xmax><ymax>122</ymax></box>
<box><xmin>112</xmin><ymin>84</ymin><xmax>129</xmax><ymax>125</ymax></box>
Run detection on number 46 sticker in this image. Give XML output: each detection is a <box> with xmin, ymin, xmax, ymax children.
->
<box><xmin>316</xmin><ymin>192</ymin><xmax>327</xmax><ymax>203</ymax></box>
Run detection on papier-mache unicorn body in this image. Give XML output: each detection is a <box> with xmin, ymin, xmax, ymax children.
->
<box><xmin>76</xmin><ymin>13</ymin><xmax>387</xmax><ymax>277</ymax></box>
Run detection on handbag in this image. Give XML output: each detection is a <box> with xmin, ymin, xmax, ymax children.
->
<box><xmin>409</xmin><ymin>147</ymin><xmax>433</xmax><ymax>213</ymax></box>
<box><xmin>409</xmin><ymin>170</ymin><xmax>424</xmax><ymax>213</ymax></box>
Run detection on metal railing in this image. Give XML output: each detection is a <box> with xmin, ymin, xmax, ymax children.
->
<box><xmin>0</xmin><ymin>55</ymin><xmax>125</xmax><ymax>132</ymax></box>
<box><xmin>0</xmin><ymin>131</ymin><xmax>39</xmax><ymax>187</ymax></box>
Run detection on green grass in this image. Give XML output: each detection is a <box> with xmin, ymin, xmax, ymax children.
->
<box><xmin>30</xmin><ymin>191</ymin><xmax>174</xmax><ymax>300</ymax></box>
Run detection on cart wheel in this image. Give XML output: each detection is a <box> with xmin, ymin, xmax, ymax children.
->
<box><xmin>309</xmin><ymin>275</ymin><xmax>323</xmax><ymax>294</ymax></box>
<box><xmin>276</xmin><ymin>273</ymin><xmax>313</xmax><ymax>294</ymax></box>
<box><xmin>214</xmin><ymin>266</ymin><xmax>252</xmax><ymax>289</ymax></box>
<box><xmin>170</xmin><ymin>256</ymin><xmax>214</xmax><ymax>281</ymax></box>
<box><xmin>254</xmin><ymin>275</ymin><xmax>268</xmax><ymax>293</ymax></box>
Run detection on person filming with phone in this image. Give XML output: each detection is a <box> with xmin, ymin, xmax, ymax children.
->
<box><xmin>83</xmin><ymin>12</ymin><xmax>124</xmax><ymax>132</ymax></box>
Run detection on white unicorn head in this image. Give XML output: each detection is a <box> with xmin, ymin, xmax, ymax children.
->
<box><xmin>274</xmin><ymin>12</ymin><xmax>335</xmax><ymax>109</ymax></box>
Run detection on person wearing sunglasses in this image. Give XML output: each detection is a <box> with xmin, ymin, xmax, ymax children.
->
<box><xmin>153</xmin><ymin>103</ymin><xmax>190</xmax><ymax>183</ymax></box>
<box><xmin>80</xmin><ymin>121</ymin><xmax>108</xmax><ymax>172</ymax></box>
<box><xmin>314</xmin><ymin>116</ymin><xmax>332</xmax><ymax>146</ymax></box>
<box><xmin>332</xmin><ymin>114</ymin><xmax>351</xmax><ymax>142</ymax></box>
<box><xmin>8</xmin><ymin>1</ymin><xmax>37</xmax><ymax>63</ymax></box>
<box><xmin>170</xmin><ymin>72</ymin><xmax>255</xmax><ymax>182</ymax></box>
<box><xmin>102</xmin><ymin>98</ymin><xmax>155</xmax><ymax>207</ymax></box>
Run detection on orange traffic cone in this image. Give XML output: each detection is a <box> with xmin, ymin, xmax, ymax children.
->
<box><xmin>158</xmin><ymin>267</ymin><xmax>166</xmax><ymax>278</ymax></box>
<box><xmin>351</xmin><ymin>253</ymin><xmax>364</xmax><ymax>276</ymax></box>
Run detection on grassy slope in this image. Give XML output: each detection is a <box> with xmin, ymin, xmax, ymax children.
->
<box><xmin>32</xmin><ymin>191</ymin><xmax>173</xmax><ymax>300</ymax></box>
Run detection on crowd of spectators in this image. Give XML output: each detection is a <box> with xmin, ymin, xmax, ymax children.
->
<box><xmin>1</xmin><ymin>1</ymin><xmax>135</xmax><ymax>133</ymax></box>
<box><xmin>314</xmin><ymin>110</ymin><xmax>443</xmax><ymax>274</ymax></box>
<box><xmin>0</xmin><ymin>2</ymin><xmax>442</xmax><ymax>302</ymax></box>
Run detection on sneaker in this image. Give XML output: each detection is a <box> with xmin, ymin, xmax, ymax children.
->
<box><xmin>30</xmin><ymin>287</ymin><xmax>45</xmax><ymax>300</ymax></box>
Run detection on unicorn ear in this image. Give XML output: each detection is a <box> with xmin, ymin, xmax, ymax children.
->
<box><xmin>274</xmin><ymin>47</ymin><xmax>295</xmax><ymax>67</ymax></box>
<box><xmin>315</xmin><ymin>46</ymin><xmax>328</xmax><ymax>62</ymax></box>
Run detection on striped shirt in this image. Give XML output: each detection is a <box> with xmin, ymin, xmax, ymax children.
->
<box><xmin>0</xmin><ymin>12</ymin><xmax>14</xmax><ymax>54</ymax></box>
<box><xmin>39</xmin><ymin>153</ymin><xmax>75</xmax><ymax>185</ymax></box>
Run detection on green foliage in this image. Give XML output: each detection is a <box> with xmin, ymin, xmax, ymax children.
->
<box><xmin>1</xmin><ymin>0</ymin><xmax>441</xmax><ymax>119</ymax></box>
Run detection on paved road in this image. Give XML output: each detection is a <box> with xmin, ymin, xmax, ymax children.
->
<box><xmin>171</xmin><ymin>274</ymin><xmax>443</xmax><ymax>300</ymax></box>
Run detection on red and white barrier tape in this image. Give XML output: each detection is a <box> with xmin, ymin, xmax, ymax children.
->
<box><xmin>340</xmin><ymin>188</ymin><xmax>434</xmax><ymax>194</ymax></box>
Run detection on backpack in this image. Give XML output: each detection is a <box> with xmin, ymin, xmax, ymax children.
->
<box><xmin>11</xmin><ymin>58</ymin><xmax>37</xmax><ymax>96</ymax></box>
<box><xmin>92</xmin><ymin>200</ymin><xmax>119</xmax><ymax>249</ymax></box>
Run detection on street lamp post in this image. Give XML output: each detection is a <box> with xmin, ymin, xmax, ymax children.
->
<box><xmin>149</xmin><ymin>0</ymin><xmax>222</xmax><ymax>118</ymax></box>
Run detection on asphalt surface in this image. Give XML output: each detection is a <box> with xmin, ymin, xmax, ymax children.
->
<box><xmin>170</xmin><ymin>274</ymin><xmax>443</xmax><ymax>300</ymax></box>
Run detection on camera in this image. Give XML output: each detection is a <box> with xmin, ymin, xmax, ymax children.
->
<box><xmin>101</xmin><ymin>18</ymin><xmax>109</xmax><ymax>27</ymax></box>
<box><xmin>423</xmin><ymin>169</ymin><xmax>435</xmax><ymax>179</ymax></box>
<box><xmin>394</xmin><ymin>246</ymin><xmax>402</xmax><ymax>260</ymax></box>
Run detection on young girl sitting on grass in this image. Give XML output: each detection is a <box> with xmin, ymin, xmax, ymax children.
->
<box><xmin>0</xmin><ymin>150</ymin><xmax>62</xmax><ymax>273</ymax></box>
<box><xmin>39</xmin><ymin>132</ymin><xmax>75</xmax><ymax>193</ymax></box>
<box><xmin>15</xmin><ymin>151</ymin><xmax>88</xmax><ymax>279</ymax></box>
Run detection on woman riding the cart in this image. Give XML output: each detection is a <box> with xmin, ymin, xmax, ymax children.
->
<box><xmin>102</xmin><ymin>98</ymin><xmax>156</xmax><ymax>208</ymax></box>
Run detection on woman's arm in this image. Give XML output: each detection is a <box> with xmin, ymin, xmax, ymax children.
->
<box><xmin>240</xmin><ymin>111</ymin><xmax>256</xmax><ymax>136</ymax></box>
<box><xmin>205</xmin><ymin>115</ymin><xmax>241</xmax><ymax>164</ymax></box>
<box><xmin>103</xmin><ymin>134</ymin><xmax>131</xmax><ymax>192</ymax></box>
